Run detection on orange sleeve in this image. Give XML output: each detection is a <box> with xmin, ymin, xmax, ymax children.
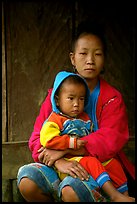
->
<box><xmin>46</xmin><ymin>134</ymin><xmax>77</xmax><ymax>150</ymax></box>
<box><xmin>40</xmin><ymin>112</ymin><xmax>77</xmax><ymax>150</ymax></box>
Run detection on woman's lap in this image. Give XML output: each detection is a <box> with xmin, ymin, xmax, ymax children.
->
<box><xmin>17</xmin><ymin>163</ymin><xmax>60</xmax><ymax>201</ymax></box>
<box><xmin>17</xmin><ymin>162</ymin><xmax>107</xmax><ymax>202</ymax></box>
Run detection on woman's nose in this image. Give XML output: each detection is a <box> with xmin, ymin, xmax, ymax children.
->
<box><xmin>86</xmin><ymin>54</ymin><xmax>94</xmax><ymax>64</ymax></box>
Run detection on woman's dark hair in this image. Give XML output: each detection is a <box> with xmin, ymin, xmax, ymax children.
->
<box><xmin>71</xmin><ymin>20</ymin><xmax>107</xmax><ymax>55</ymax></box>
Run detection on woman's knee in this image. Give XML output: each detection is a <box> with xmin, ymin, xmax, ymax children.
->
<box><xmin>18</xmin><ymin>177</ymin><xmax>38</xmax><ymax>198</ymax></box>
<box><xmin>18</xmin><ymin>177</ymin><xmax>52</xmax><ymax>202</ymax></box>
<box><xmin>61</xmin><ymin>186</ymin><xmax>80</xmax><ymax>202</ymax></box>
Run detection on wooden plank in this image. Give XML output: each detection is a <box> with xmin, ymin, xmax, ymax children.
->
<box><xmin>2</xmin><ymin>141</ymin><xmax>33</xmax><ymax>179</ymax></box>
<box><xmin>2</xmin><ymin>179</ymin><xmax>12</xmax><ymax>202</ymax></box>
<box><xmin>2</xmin><ymin>3</ymin><xmax>7</xmax><ymax>142</ymax></box>
<box><xmin>4</xmin><ymin>2</ymin><xmax>73</xmax><ymax>142</ymax></box>
<box><xmin>123</xmin><ymin>138</ymin><xmax>135</xmax><ymax>164</ymax></box>
<box><xmin>12</xmin><ymin>179</ymin><xmax>26</xmax><ymax>202</ymax></box>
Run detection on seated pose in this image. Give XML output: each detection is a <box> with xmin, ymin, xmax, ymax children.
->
<box><xmin>17</xmin><ymin>20</ymin><xmax>135</xmax><ymax>202</ymax></box>
<box><xmin>40</xmin><ymin>71</ymin><xmax>135</xmax><ymax>202</ymax></box>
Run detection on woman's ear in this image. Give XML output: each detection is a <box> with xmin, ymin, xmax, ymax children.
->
<box><xmin>55</xmin><ymin>95</ymin><xmax>59</xmax><ymax>106</ymax></box>
<box><xmin>69</xmin><ymin>52</ymin><xmax>75</xmax><ymax>66</ymax></box>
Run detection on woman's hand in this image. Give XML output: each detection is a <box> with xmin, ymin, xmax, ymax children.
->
<box><xmin>38</xmin><ymin>147</ymin><xmax>67</xmax><ymax>166</ymax></box>
<box><xmin>54</xmin><ymin>158</ymin><xmax>89</xmax><ymax>181</ymax></box>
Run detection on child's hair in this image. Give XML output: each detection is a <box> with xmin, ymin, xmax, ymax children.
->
<box><xmin>55</xmin><ymin>75</ymin><xmax>87</xmax><ymax>96</ymax></box>
<box><xmin>71</xmin><ymin>20</ymin><xmax>107</xmax><ymax>55</ymax></box>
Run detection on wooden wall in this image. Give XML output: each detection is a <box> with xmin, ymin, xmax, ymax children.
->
<box><xmin>2</xmin><ymin>0</ymin><xmax>135</xmax><ymax>201</ymax></box>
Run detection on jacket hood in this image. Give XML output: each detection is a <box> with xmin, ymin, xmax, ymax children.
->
<box><xmin>51</xmin><ymin>71</ymin><xmax>90</xmax><ymax>113</ymax></box>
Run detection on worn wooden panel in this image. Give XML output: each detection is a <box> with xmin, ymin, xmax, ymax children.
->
<box><xmin>4</xmin><ymin>1</ymin><xmax>73</xmax><ymax>142</ymax></box>
<box><xmin>2</xmin><ymin>179</ymin><xmax>12</xmax><ymax>202</ymax></box>
<box><xmin>2</xmin><ymin>142</ymin><xmax>33</xmax><ymax>179</ymax></box>
<box><xmin>2</xmin><ymin>179</ymin><xmax>26</xmax><ymax>202</ymax></box>
<box><xmin>12</xmin><ymin>179</ymin><xmax>26</xmax><ymax>202</ymax></box>
<box><xmin>123</xmin><ymin>138</ymin><xmax>135</xmax><ymax>165</ymax></box>
<box><xmin>2</xmin><ymin>2</ymin><xmax>7</xmax><ymax>142</ymax></box>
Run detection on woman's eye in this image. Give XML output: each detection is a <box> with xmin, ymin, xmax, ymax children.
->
<box><xmin>79</xmin><ymin>52</ymin><xmax>86</xmax><ymax>55</ymax></box>
<box><xmin>95</xmin><ymin>53</ymin><xmax>102</xmax><ymax>56</ymax></box>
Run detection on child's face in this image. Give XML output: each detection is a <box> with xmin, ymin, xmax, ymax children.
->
<box><xmin>56</xmin><ymin>82</ymin><xmax>86</xmax><ymax>118</ymax></box>
<box><xmin>70</xmin><ymin>34</ymin><xmax>105</xmax><ymax>80</ymax></box>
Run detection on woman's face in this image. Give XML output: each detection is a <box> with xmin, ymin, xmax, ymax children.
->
<box><xmin>70</xmin><ymin>34</ymin><xmax>105</xmax><ymax>81</ymax></box>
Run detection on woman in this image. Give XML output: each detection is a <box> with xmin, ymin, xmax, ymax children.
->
<box><xmin>17</xmin><ymin>20</ymin><xmax>135</xmax><ymax>202</ymax></box>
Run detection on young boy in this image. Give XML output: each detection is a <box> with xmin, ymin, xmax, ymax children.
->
<box><xmin>40</xmin><ymin>71</ymin><xmax>134</xmax><ymax>202</ymax></box>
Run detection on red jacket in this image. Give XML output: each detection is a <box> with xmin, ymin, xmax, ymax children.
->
<box><xmin>29</xmin><ymin>77</ymin><xmax>135</xmax><ymax>179</ymax></box>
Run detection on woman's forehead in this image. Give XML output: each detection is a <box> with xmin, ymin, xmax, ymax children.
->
<box><xmin>76</xmin><ymin>34</ymin><xmax>104</xmax><ymax>48</ymax></box>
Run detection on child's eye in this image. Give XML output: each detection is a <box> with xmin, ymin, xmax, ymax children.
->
<box><xmin>68</xmin><ymin>97</ymin><xmax>73</xmax><ymax>100</ymax></box>
<box><xmin>80</xmin><ymin>97</ymin><xmax>85</xmax><ymax>101</ymax></box>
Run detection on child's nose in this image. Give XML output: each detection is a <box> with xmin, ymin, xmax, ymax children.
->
<box><xmin>74</xmin><ymin>101</ymin><xmax>79</xmax><ymax>107</ymax></box>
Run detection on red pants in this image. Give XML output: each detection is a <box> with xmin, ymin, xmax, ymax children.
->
<box><xmin>80</xmin><ymin>156</ymin><xmax>127</xmax><ymax>189</ymax></box>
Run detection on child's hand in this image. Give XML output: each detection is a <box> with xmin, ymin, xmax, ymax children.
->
<box><xmin>77</xmin><ymin>139</ymin><xmax>87</xmax><ymax>149</ymax></box>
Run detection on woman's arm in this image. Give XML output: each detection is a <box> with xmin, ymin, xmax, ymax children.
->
<box><xmin>81</xmin><ymin>95</ymin><xmax>129</xmax><ymax>162</ymax></box>
<box><xmin>38</xmin><ymin>146</ymin><xmax>89</xmax><ymax>166</ymax></box>
<box><xmin>38</xmin><ymin>147</ymin><xmax>89</xmax><ymax>181</ymax></box>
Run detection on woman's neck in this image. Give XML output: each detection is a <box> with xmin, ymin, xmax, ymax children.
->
<box><xmin>85</xmin><ymin>77</ymin><xmax>99</xmax><ymax>92</ymax></box>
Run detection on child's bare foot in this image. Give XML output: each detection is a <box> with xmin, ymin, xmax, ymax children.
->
<box><xmin>111</xmin><ymin>193</ymin><xmax>135</xmax><ymax>202</ymax></box>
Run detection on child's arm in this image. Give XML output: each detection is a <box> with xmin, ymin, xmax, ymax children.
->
<box><xmin>40</xmin><ymin>121</ymin><xmax>78</xmax><ymax>150</ymax></box>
